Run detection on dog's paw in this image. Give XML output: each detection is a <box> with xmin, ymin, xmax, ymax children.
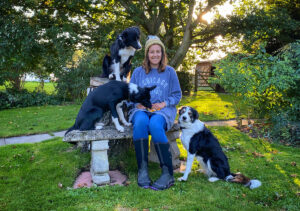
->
<box><xmin>208</xmin><ymin>177</ymin><xmax>220</xmax><ymax>182</ymax></box>
<box><xmin>177</xmin><ymin>177</ymin><xmax>187</xmax><ymax>182</ymax></box>
<box><xmin>109</xmin><ymin>74</ymin><xmax>114</xmax><ymax>79</ymax></box>
<box><xmin>122</xmin><ymin>77</ymin><xmax>128</xmax><ymax>82</ymax></box>
<box><xmin>95</xmin><ymin>125</ymin><xmax>103</xmax><ymax>130</ymax></box>
<box><xmin>116</xmin><ymin>125</ymin><xmax>125</xmax><ymax>132</ymax></box>
<box><xmin>196</xmin><ymin>169</ymin><xmax>206</xmax><ymax>174</ymax></box>
<box><xmin>123</xmin><ymin>122</ymin><xmax>132</xmax><ymax>127</ymax></box>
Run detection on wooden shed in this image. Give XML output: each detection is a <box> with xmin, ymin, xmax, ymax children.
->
<box><xmin>194</xmin><ymin>61</ymin><xmax>225</xmax><ymax>92</ymax></box>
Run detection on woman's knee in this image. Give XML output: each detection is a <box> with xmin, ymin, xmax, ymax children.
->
<box><xmin>149</xmin><ymin>115</ymin><xmax>168</xmax><ymax>143</ymax></box>
<box><xmin>132</xmin><ymin>111</ymin><xmax>149</xmax><ymax>128</ymax></box>
<box><xmin>149</xmin><ymin>115</ymin><xmax>166</xmax><ymax>131</ymax></box>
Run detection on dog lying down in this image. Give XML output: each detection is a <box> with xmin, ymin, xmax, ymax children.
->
<box><xmin>65</xmin><ymin>80</ymin><xmax>156</xmax><ymax>134</ymax></box>
<box><xmin>178</xmin><ymin>106</ymin><xmax>261</xmax><ymax>189</ymax></box>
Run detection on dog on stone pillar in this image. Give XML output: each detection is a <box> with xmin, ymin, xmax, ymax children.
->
<box><xmin>101</xmin><ymin>26</ymin><xmax>141</xmax><ymax>82</ymax></box>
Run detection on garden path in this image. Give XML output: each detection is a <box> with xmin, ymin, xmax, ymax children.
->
<box><xmin>0</xmin><ymin>119</ymin><xmax>253</xmax><ymax>147</ymax></box>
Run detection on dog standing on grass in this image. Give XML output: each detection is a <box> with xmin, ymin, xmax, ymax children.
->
<box><xmin>177</xmin><ymin>106</ymin><xmax>261</xmax><ymax>189</ymax></box>
<box><xmin>65</xmin><ymin>81</ymin><xmax>156</xmax><ymax>134</ymax></box>
<box><xmin>101</xmin><ymin>26</ymin><xmax>142</xmax><ymax>82</ymax></box>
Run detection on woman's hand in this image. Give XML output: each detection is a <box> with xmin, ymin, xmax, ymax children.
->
<box><xmin>152</xmin><ymin>102</ymin><xmax>166</xmax><ymax>110</ymax></box>
<box><xmin>136</xmin><ymin>103</ymin><xmax>146</xmax><ymax>110</ymax></box>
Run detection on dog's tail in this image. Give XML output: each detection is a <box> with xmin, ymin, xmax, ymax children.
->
<box><xmin>65</xmin><ymin>125</ymin><xmax>76</xmax><ymax>136</ymax></box>
<box><xmin>101</xmin><ymin>54</ymin><xmax>112</xmax><ymax>78</ymax></box>
<box><xmin>226</xmin><ymin>172</ymin><xmax>261</xmax><ymax>189</ymax></box>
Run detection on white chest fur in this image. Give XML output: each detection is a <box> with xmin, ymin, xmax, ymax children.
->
<box><xmin>180</xmin><ymin>131</ymin><xmax>193</xmax><ymax>151</ymax></box>
<box><xmin>180</xmin><ymin>120</ymin><xmax>205</xmax><ymax>151</ymax></box>
<box><xmin>119</xmin><ymin>47</ymin><xmax>136</xmax><ymax>65</ymax></box>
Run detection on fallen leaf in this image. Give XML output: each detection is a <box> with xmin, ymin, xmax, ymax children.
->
<box><xmin>290</xmin><ymin>174</ymin><xmax>297</xmax><ymax>178</ymax></box>
<box><xmin>252</xmin><ymin>151</ymin><xmax>264</xmax><ymax>158</ymax></box>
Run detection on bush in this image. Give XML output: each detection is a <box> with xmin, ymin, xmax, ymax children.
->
<box><xmin>177</xmin><ymin>71</ymin><xmax>194</xmax><ymax>95</ymax></box>
<box><xmin>212</xmin><ymin>43</ymin><xmax>300</xmax><ymax>145</ymax></box>
<box><xmin>55</xmin><ymin>50</ymin><xmax>104</xmax><ymax>101</ymax></box>
<box><xmin>0</xmin><ymin>89</ymin><xmax>60</xmax><ymax>110</ymax></box>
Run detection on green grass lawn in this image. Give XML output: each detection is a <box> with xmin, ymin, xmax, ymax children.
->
<box><xmin>0</xmin><ymin>90</ymin><xmax>247</xmax><ymax>138</ymax></box>
<box><xmin>0</xmin><ymin>81</ymin><xmax>56</xmax><ymax>95</ymax></box>
<box><xmin>24</xmin><ymin>81</ymin><xmax>57</xmax><ymax>94</ymax></box>
<box><xmin>0</xmin><ymin>104</ymin><xmax>80</xmax><ymax>138</ymax></box>
<box><xmin>0</xmin><ymin>127</ymin><xmax>299</xmax><ymax>210</ymax></box>
<box><xmin>179</xmin><ymin>91</ymin><xmax>248</xmax><ymax>121</ymax></box>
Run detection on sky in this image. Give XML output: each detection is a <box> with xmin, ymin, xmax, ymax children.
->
<box><xmin>197</xmin><ymin>1</ymin><xmax>235</xmax><ymax>61</ymax></box>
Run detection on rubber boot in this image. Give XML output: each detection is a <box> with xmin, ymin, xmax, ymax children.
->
<box><xmin>133</xmin><ymin>138</ymin><xmax>152</xmax><ymax>188</ymax></box>
<box><xmin>151</xmin><ymin>142</ymin><xmax>174</xmax><ymax>190</ymax></box>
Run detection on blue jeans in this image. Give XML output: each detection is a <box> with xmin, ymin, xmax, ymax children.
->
<box><xmin>132</xmin><ymin>111</ymin><xmax>168</xmax><ymax>143</ymax></box>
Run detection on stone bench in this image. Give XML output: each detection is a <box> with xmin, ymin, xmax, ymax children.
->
<box><xmin>63</xmin><ymin>123</ymin><xmax>181</xmax><ymax>185</ymax></box>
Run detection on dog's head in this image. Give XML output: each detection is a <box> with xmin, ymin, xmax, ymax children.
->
<box><xmin>129</xmin><ymin>83</ymin><xmax>156</xmax><ymax>109</ymax></box>
<box><xmin>178</xmin><ymin>106</ymin><xmax>199</xmax><ymax>127</ymax></box>
<box><xmin>121</xmin><ymin>26</ymin><xmax>142</xmax><ymax>50</ymax></box>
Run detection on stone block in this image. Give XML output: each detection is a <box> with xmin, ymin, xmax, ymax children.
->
<box><xmin>90</xmin><ymin>140</ymin><xmax>110</xmax><ymax>185</ymax></box>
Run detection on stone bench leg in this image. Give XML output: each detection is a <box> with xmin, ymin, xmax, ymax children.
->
<box><xmin>90</xmin><ymin>140</ymin><xmax>110</xmax><ymax>185</ymax></box>
<box><xmin>148</xmin><ymin>130</ymin><xmax>181</xmax><ymax>169</ymax></box>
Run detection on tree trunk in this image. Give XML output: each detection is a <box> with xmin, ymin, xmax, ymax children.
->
<box><xmin>169</xmin><ymin>0</ymin><xmax>195</xmax><ymax>69</ymax></box>
<box><xmin>169</xmin><ymin>27</ymin><xmax>192</xmax><ymax>69</ymax></box>
<box><xmin>10</xmin><ymin>75</ymin><xmax>23</xmax><ymax>91</ymax></box>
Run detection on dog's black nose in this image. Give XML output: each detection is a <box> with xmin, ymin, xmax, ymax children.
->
<box><xmin>182</xmin><ymin>116</ymin><xmax>187</xmax><ymax>120</ymax></box>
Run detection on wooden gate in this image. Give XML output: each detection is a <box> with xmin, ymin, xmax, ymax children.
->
<box><xmin>194</xmin><ymin>62</ymin><xmax>212</xmax><ymax>92</ymax></box>
<box><xmin>194</xmin><ymin>61</ymin><xmax>225</xmax><ymax>92</ymax></box>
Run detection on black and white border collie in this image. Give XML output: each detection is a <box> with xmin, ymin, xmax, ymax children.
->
<box><xmin>178</xmin><ymin>106</ymin><xmax>261</xmax><ymax>189</ymax></box>
<box><xmin>101</xmin><ymin>26</ymin><xmax>141</xmax><ymax>82</ymax></box>
<box><xmin>65</xmin><ymin>81</ymin><xmax>156</xmax><ymax>134</ymax></box>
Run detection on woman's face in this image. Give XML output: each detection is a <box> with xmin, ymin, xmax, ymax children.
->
<box><xmin>148</xmin><ymin>44</ymin><xmax>162</xmax><ymax>68</ymax></box>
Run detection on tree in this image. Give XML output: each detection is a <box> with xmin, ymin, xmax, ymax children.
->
<box><xmin>101</xmin><ymin>0</ymin><xmax>298</xmax><ymax>69</ymax></box>
<box><xmin>2</xmin><ymin>0</ymin><xmax>298</xmax><ymax>93</ymax></box>
<box><xmin>0</xmin><ymin>0</ymin><xmax>117</xmax><ymax>91</ymax></box>
<box><xmin>228</xmin><ymin>0</ymin><xmax>300</xmax><ymax>54</ymax></box>
<box><xmin>264</xmin><ymin>0</ymin><xmax>300</xmax><ymax>53</ymax></box>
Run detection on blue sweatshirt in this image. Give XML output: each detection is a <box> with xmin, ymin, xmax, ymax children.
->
<box><xmin>128</xmin><ymin>65</ymin><xmax>182</xmax><ymax>131</ymax></box>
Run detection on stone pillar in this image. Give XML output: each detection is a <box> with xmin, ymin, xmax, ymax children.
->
<box><xmin>90</xmin><ymin>140</ymin><xmax>110</xmax><ymax>185</ymax></box>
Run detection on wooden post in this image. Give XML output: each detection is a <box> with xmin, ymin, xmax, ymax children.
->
<box><xmin>194</xmin><ymin>67</ymin><xmax>198</xmax><ymax>93</ymax></box>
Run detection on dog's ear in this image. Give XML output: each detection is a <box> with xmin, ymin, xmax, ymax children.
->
<box><xmin>178</xmin><ymin>106</ymin><xmax>186</xmax><ymax>115</ymax></box>
<box><xmin>132</xmin><ymin>26</ymin><xmax>140</xmax><ymax>35</ymax></box>
<box><xmin>121</xmin><ymin>30</ymin><xmax>128</xmax><ymax>40</ymax></box>
<box><xmin>146</xmin><ymin>85</ymin><xmax>156</xmax><ymax>92</ymax></box>
<box><xmin>191</xmin><ymin>107</ymin><xmax>199</xmax><ymax>122</ymax></box>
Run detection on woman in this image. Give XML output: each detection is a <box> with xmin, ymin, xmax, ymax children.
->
<box><xmin>129</xmin><ymin>35</ymin><xmax>182</xmax><ymax>190</ymax></box>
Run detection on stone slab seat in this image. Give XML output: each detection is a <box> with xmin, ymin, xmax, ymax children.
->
<box><xmin>63</xmin><ymin>123</ymin><xmax>181</xmax><ymax>186</ymax></box>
